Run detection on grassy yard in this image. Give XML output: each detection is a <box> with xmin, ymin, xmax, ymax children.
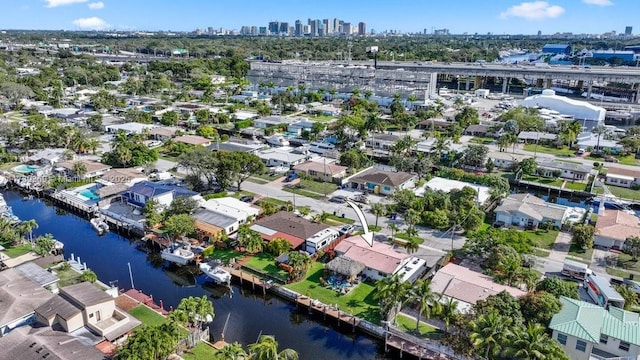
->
<box><xmin>521</xmin><ymin>175</ymin><xmax>564</xmax><ymax>187</ymax></box>
<box><xmin>53</xmin><ymin>265</ymin><xmax>84</xmax><ymax>288</ymax></box>
<box><xmin>568</xmin><ymin>244</ymin><xmax>594</xmax><ymax>261</ymax></box>
<box><xmin>206</xmin><ymin>248</ymin><xmax>243</xmax><ymax>263</ymax></box>
<box><xmin>523</xmin><ymin>144</ymin><xmax>575</xmax><ymax>157</ymax></box>
<box><xmin>615</xmin><ymin>253</ymin><xmax>640</xmax><ymax>273</ymax></box>
<box><xmin>526</xmin><ymin>229</ymin><xmax>559</xmax><ymax>250</ymax></box>
<box><xmin>532</xmin><ymin>248</ymin><xmax>550</xmax><ymax>257</ymax></box>
<box><xmin>310</xmin><ymin>114</ymin><xmax>337</xmax><ymax>122</ymax></box>
<box><xmin>244</xmin><ymin>252</ymin><xmax>289</xmax><ymax>281</ymax></box>
<box><xmin>247</xmin><ymin>177</ymin><xmax>270</xmax><ymax>185</ymax></box>
<box><xmin>606</xmin><ymin>267</ymin><xmax>632</xmax><ymax>279</ymax></box>
<box><xmin>128</xmin><ymin>305</ymin><xmax>168</xmax><ymax>327</ymax></box>
<box><xmin>256</xmin><ymin>197</ymin><xmax>287</xmax><ymax>207</ymax></box>
<box><xmin>282</xmin><ymin>187</ymin><xmax>324</xmax><ymax>200</ymax></box>
<box><xmin>618</xmin><ymin>155</ymin><xmax>638</xmax><ymax>166</ymax></box>
<box><xmin>230</xmin><ymin>190</ymin><xmax>256</xmax><ymax>199</ymax></box>
<box><xmin>252</xmin><ymin>171</ymin><xmax>283</xmax><ymax>182</ymax></box>
<box><xmin>607</xmin><ymin>186</ymin><xmax>640</xmax><ymax>201</ymax></box>
<box><xmin>395</xmin><ymin>232</ymin><xmax>425</xmax><ymax>244</ymax></box>
<box><xmin>469</xmin><ymin>137</ymin><xmax>495</xmax><ymax>145</ymax></box>
<box><xmin>286</xmin><ymin>262</ymin><xmax>380</xmax><ymax>324</ymax></box>
<box><xmin>323</xmin><ymin>214</ymin><xmax>355</xmax><ymax>226</ymax></box>
<box><xmin>182</xmin><ymin>342</ymin><xmax>218</xmax><ymax>360</ymax></box>
<box><xmin>0</xmin><ymin>242</ymin><xmax>32</xmax><ymax>258</ymax></box>
<box><xmin>564</xmin><ymin>181</ymin><xmax>589</xmax><ymax>191</ymax></box>
<box><xmin>395</xmin><ymin>313</ymin><xmax>443</xmax><ymax>340</ymax></box>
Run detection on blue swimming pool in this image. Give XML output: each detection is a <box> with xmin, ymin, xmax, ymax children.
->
<box><xmin>13</xmin><ymin>165</ymin><xmax>41</xmax><ymax>174</ymax></box>
<box><xmin>78</xmin><ymin>189</ymin><xmax>100</xmax><ymax>200</ymax></box>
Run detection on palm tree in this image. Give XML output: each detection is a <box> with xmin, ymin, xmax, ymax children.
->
<box><xmin>409</xmin><ymin>279</ymin><xmax>439</xmax><ymax>332</ymax></box>
<box><xmin>245</xmin><ymin>232</ymin><xmax>264</xmax><ymax>254</ymax></box>
<box><xmin>16</xmin><ymin>219</ymin><xmax>38</xmax><ymax>242</ymax></box>
<box><xmin>387</xmin><ymin>222</ymin><xmax>399</xmax><ymax>240</ymax></box>
<box><xmin>72</xmin><ymin>161</ymin><xmax>87</xmax><ymax>180</ymax></box>
<box><xmin>436</xmin><ymin>297</ymin><xmax>459</xmax><ymax>333</ymax></box>
<box><xmin>34</xmin><ymin>233</ymin><xmax>56</xmax><ymax>256</ymax></box>
<box><xmin>375</xmin><ymin>274</ymin><xmax>411</xmax><ymax>323</ymax></box>
<box><xmin>370</xmin><ymin>203</ymin><xmax>386</xmax><ymax>228</ymax></box>
<box><xmin>403</xmin><ymin>239</ymin><xmax>420</xmax><ymax>254</ymax></box>
<box><xmin>470</xmin><ymin>312</ymin><xmax>513</xmax><ymax>360</ymax></box>
<box><xmin>507</xmin><ymin>323</ymin><xmax>552</xmax><ymax>359</ymax></box>
<box><xmin>249</xmin><ymin>335</ymin><xmax>298</xmax><ymax>360</ymax></box>
<box><xmin>287</xmin><ymin>252</ymin><xmax>312</xmax><ymax>282</ymax></box>
<box><xmin>404</xmin><ymin>208</ymin><xmax>421</xmax><ymax>234</ymax></box>
<box><xmin>216</xmin><ymin>342</ymin><xmax>247</xmax><ymax>360</ymax></box>
<box><xmin>559</xmin><ymin>120</ymin><xmax>583</xmax><ymax>149</ymax></box>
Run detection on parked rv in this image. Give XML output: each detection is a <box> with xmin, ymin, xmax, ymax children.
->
<box><xmin>562</xmin><ymin>259</ymin><xmax>592</xmax><ymax>280</ymax></box>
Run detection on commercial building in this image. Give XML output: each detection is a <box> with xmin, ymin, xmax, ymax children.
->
<box><xmin>520</xmin><ymin>89</ymin><xmax>606</xmax><ymax>129</ymax></box>
<box><xmin>542</xmin><ymin>44</ymin><xmax>572</xmax><ymax>55</ymax></box>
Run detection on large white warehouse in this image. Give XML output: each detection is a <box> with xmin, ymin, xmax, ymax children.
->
<box><xmin>520</xmin><ymin>89</ymin><xmax>605</xmax><ymax>128</ymax></box>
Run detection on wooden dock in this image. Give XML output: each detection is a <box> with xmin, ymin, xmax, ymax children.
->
<box><xmin>296</xmin><ymin>296</ymin><xmax>360</xmax><ymax>330</ymax></box>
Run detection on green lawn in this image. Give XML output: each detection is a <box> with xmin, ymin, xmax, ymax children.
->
<box><xmin>395</xmin><ymin>313</ymin><xmax>443</xmax><ymax>340</ymax></box>
<box><xmin>592</xmin><ymin>187</ymin><xmax>605</xmax><ymax>195</ymax></box>
<box><xmin>247</xmin><ymin>177</ymin><xmax>270</xmax><ymax>185</ymax></box>
<box><xmin>53</xmin><ymin>265</ymin><xmax>84</xmax><ymax>287</ymax></box>
<box><xmin>256</xmin><ymin>198</ymin><xmax>288</xmax><ymax>208</ymax></box>
<box><xmin>252</xmin><ymin>171</ymin><xmax>282</xmax><ymax>182</ymax></box>
<box><xmin>323</xmin><ymin>214</ymin><xmax>355</xmax><ymax>225</ymax></box>
<box><xmin>523</xmin><ymin>144</ymin><xmax>575</xmax><ymax>157</ymax></box>
<box><xmin>0</xmin><ymin>242</ymin><xmax>32</xmax><ymax>258</ymax></box>
<box><xmin>298</xmin><ymin>179</ymin><xmax>339</xmax><ymax>195</ymax></box>
<box><xmin>526</xmin><ymin>229</ymin><xmax>559</xmax><ymax>250</ymax></box>
<box><xmin>395</xmin><ymin>232</ymin><xmax>425</xmax><ymax>244</ymax></box>
<box><xmin>521</xmin><ymin>175</ymin><xmax>564</xmax><ymax>187</ymax></box>
<box><xmin>568</xmin><ymin>244</ymin><xmax>594</xmax><ymax>261</ymax></box>
<box><xmin>182</xmin><ymin>342</ymin><xmax>218</xmax><ymax>360</ymax></box>
<box><xmin>607</xmin><ymin>186</ymin><xmax>640</xmax><ymax>201</ymax></box>
<box><xmin>207</xmin><ymin>248</ymin><xmax>243</xmax><ymax>263</ymax></box>
<box><xmin>606</xmin><ymin>267</ymin><xmax>632</xmax><ymax>279</ymax></box>
<box><xmin>615</xmin><ymin>253</ymin><xmax>640</xmax><ymax>273</ymax></box>
<box><xmin>128</xmin><ymin>305</ymin><xmax>168</xmax><ymax>327</ymax></box>
<box><xmin>564</xmin><ymin>181</ymin><xmax>589</xmax><ymax>191</ymax></box>
<box><xmin>532</xmin><ymin>248</ymin><xmax>550</xmax><ymax>257</ymax></box>
<box><xmin>469</xmin><ymin>137</ymin><xmax>495</xmax><ymax>145</ymax></box>
<box><xmin>282</xmin><ymin>187</ymin><xmax>324</xmax><ymax>200</ymax></box>
<box><xmin>230</xmin><ymin>191</ymin><xmax>256</xmax><ymax>199</ymax></box>
<box><xmin>244</xmin><ymin>253</ymin><xmax>289</xmax><ymax>281</ymax></box>
<box><xmin>618</xmin><ymin>155</ymin><xmax>638</xmax><ymax>166</ymax></box>
<box><xmin>286</xmin><ymin>262</ymin><xmax>380</xmax><ymax>324</ymax></box>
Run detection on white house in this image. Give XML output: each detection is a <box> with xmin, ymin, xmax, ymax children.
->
<box><xmin>257</xmin><ymin>148</ymin><xmax>307</xmax><ymax>167</ymax></box>
<box><xmin>287</xmin><ymin>118</ymin><xmax>316</xmax><ymax>136</ymax></box>
<box><xmin>494</xmin><ymin>193</ymin><xmax>569</xmax><ymax>228</ymax></box>
<box><xmin>253</xmin><ymin>116</ymin><xmax>293</xmax><ymax>129</ymax></box>
<box><xmin>605</xmin><ymin>167</ymin><xmax>640</xmax><ymax>189</ymax></box>
<box><xmin>123</xmin><ymin>181</ymin><xmax>201</xmax><ymax>209</ymax></box>
<box><xmin>200</xmin><ymin>197</ymin><xmax>261</xmax><ymax>224</ymax></box>
<box><xmin>576</xmin><ymin>133</ymin><xmax>623</xmax><ymax>154</ymax></box>
<box><xmin>365</xmin><ymin>133</ymin><xmax>400</xmax><ymax>153</ymax></box>
<box><xmin>489</xmin><ymin>152</ymin><xmax>528</xmax><ymax>170</ymax></box>
<box><xmin>104</xmin><ymin>122</ymin><xmax>156</xmax><ymax>135</ymax></box>
<box><xmin>536</xmin><ymin>159</ymin><xmax>593</xmax><ymax>180</ymax></box>
<box><xmin>549</xmin><ymin>296</ymin><xmax>640</xmax><ymax>360</ymax></box>
<box><xmin>26</xmin><ymin>148</ymin><xmax>69</xmax><ymax>166</ymax></box>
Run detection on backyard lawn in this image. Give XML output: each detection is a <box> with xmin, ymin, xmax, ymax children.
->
<box><xmin>53</xmin><ymin>265</ymin><xmax>84</xmax><ymax>288</ymax></box>
<box><xmin>607</xmin><ymin>186</ymin><xmax>640</xmax><ymax>201</ymax></box>
<box><xmin>207</xmin><ymin>248</ymin><xmax>243</xmax><ymax>263</ymax></box>
<box><xmin>128</xmin><ymin>305</ymin><xmax>168</xmax><ymax>327</ymax></box>
<box><xmin>521</xmin><ymin>175</ymin><xmax>564</xmax><ymax>188</ymax></box>
<box><xmin>244</xmin><ymin>252</ymin><xmax>289</xmax><ymax>281</ymax></box>
<box><xmin>526</xmin><ymin>229</ymin><xmax>559</xmax><ymax>250</ymax></box>
<box><xmin>286</xmin><ymin>262</ymin><xmax>380</xmax><ymax>324</ymax></box>
<box><xmin>522</xmin><ymin>144</ymin><xmax>575</xmax><ymax>157</ymax></box>
<box><xmin>182</xmin><ymin>341</ymin><xmax>218</xmax><ymax>360</ymax></box>
<box><xmin>564</xmin><ymin>181</ymin><xmax>589</xmax><ymax>191</ymax></box>
<box><xmin>568</xmin><ymin>244</ymin><xmax>594</xmax><ymax>262</ymax></box>
<box><xmin>0</xmin><ymin>242</ymin><xmax>32</xmax><ymax>258</ymax></box>
<box><xmin>395</xmin><ymin>313</ymin><xmax>443</xmax><ymax>339</ymax></box>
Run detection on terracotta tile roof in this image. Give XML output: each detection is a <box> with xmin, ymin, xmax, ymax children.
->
<box><xmin>174</xmin><ymin>135</ymin><xmax>211</xmax><ymax>146</ymax></box>
<box><xmin>335</xmin><ymin>236</ymin><xmax>407</xmax><ymax>275</ymax></box>
<box><xmin>596</xmin><ymin>210</ymin><xmax>640</xmax><ymax>241</ymax></box>
<box><xmin>293</xmin><ymin>161</ymin><xmax>348</xmax><ymax>175</ymax></box>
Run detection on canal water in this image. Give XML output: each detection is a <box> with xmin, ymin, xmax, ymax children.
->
<box><xmin>4</xmin><ymin>190</ymin><xmax>388</xmax><ymax>359</ymax></box>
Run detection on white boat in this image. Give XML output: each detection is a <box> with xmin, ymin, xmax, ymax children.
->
<box><xmin>199</xmin><ymin>261</ymin><xmax>232</xmax><ymax>284</ymax></box>
<box><xmin>161</xmin><ymin>243</ymin><xmax>195</xmax><ymax>266</ymax></box>
<box><xmin>266</xmin><ymin>134</ymin><xmax>290</xmax><ymax>147</ymax></box>
<box><xmin>90</xmin><ymin>216</ymin><xmax>109</xmax><ymax>235</ymax></box>
<box><xmin>0</xmin><ymin>175</ymin><xmax>7</xmax><ymax>187</ymax></box>
<box><xmin>308</xmin><ymin>141</ymin><xmax>336</xmax><ymax>155</ymax></box>
<box><xmin>53</xmin><ymin>240</ymin><xmax>64</xmax><ymax>251</ymax></box>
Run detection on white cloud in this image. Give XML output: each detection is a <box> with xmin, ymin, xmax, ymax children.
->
<box><xmin>583</xmin><ymin>0</ymin><xmax>613</xmax><ymax>6</ymax></box>
<box><xmin>44</xmin><ymin>0</ymin><xmax>87</xmax><ymax>8</ymax></box>
<box><xmin>88</xmin><ymin>1</ymin><xmax>104</xmax><ymax>9</ymax></box>
<box><xmin>500</xmin><ymin>1</ymin><xmax>565</xmax><ymax>20</ymax></box>
<box><xmin>72</xmin><ymin>17</ymin><xmax>109</xmax><ymax>30</ymax></box>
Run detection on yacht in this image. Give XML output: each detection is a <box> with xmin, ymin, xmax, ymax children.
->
<box><xmin>308</xmin><ymin>141</ymin><xmax>336</xmax><ymax>155</ymax></box>
<box><xmin>266</xmin><ymin>134</ymin><xmax>290</xmax><ymax>147</ymax></box>
<box><xmin>199</xmin><ymin>260</ymin><xmax>232</xmax><ymax>285</ymax></box>
<box><xmin>160</xmin><ymin>243</ymin><xmax>195</xmax><ymax>266</ymax></box>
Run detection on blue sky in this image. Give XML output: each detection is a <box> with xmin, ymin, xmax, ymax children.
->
<box><xmin>2</xmin><ymin>0</ymin><xmax>639</xmax><ymax>35</ymax></box>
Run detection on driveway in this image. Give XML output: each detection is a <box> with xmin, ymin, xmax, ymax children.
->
<box><xmin>548</xmin><ymin>231</ymin><xmax>572</xmax><ymax>263</ymax></box>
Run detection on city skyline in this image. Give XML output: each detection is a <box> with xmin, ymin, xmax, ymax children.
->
<box><xmin>2</xmin><ymin>0</ymin><xmax>640</xmax><ymax>35</ymax></box>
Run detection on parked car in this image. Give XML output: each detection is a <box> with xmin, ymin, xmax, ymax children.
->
<box><xmin>239</xmin><ymin>195</ymin><xmax>254</xmax><ymax>203</ymax></box>
<box><xmin>338</xmin><ymin>224</ymin><xmax>355</xmax><ymax>236</ymax></box>
<box><xmin>329</xmin><ymin>195</ymin><xmax>347</xmax><ymax>203</ymax></box>
<box><xmin>283</xmin><ymin>173</ymin><xmax>298</xmax><ymax>182</ymax></box>
<box><xmin>351</xmin><ymin>194</ymin><xmax>369</xmax><ymax>204</ymax></box>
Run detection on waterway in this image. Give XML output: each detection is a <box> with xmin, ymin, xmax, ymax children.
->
<box><xmin>3</xmin><ymin>190</ymin><xmax>388</xmax><ymax>359</ymax></box>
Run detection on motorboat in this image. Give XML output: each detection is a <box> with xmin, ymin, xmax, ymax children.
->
<box><xmin>161</xmin><ymin>243</ymin><xmax>196</xmax><ymax>266</ymax></box>
<box><xmin>266</xmin><ymin>134</ymin><xmax>290</xmax><ymax>147</ymax></box>
<box><xmin>308</xmin><ymin>141</ymin><xmax>336</xmax><ymax>155</ymax></box>
<box><xmin>90</xmin><ymin>216</ymin><xmax>109</xmax><ymax>235</ymax></box>
<box><xmin>199</xmin><ymin>260</ymin><xmax>232</xmax><ymax>284</ymax></box>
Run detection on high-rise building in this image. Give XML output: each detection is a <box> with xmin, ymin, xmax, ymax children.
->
<box><xmin>626</xmin><ymin>26</ymin><xmax>633</xmax><ymax>36</ymax></box>
<box><xmin>294</xmin><ymin>20</ymin><xmax>303</xmax><ymax>37</ymax></box>
<box><xmin>333</xmin><ymin>18</ymin><xmax>340</xmax><ymax>34</ymax></box>
<box><xmin>251</xmin><ymin>26</ymin><xmax>258</xmax><ymax>36</ymax></box>
<box><xmin>358</xmin><ymin>22</ymin><xmax>366</xmax><ymax>36</ymax></box>
<box><xmin>268</xmin><ymin>21</ymin><xmax>280</xmax><ymax>35</ymax></box>
<box><xmin>259</xmin><ymin>27</ymin><xmax>267</xmax><ymax>35</ymax></box>
<box><xmin>279</xmin><ymin>22</ymin><xmax>289</xmax><ymax>35</ymax></box>
<box><xmin>342</xmin><ymin>22</ymin><xmax>352</xmax><ymax>35</ymax></box>
<box><xmin>323</xmin><ymin>19</ymin><xmax>333</xmax><ymax>35</ymax></box>
<box><xmin>303</xmin><ymin>25</ymin><xmax>311</xmax><ymax>35</ymax></box>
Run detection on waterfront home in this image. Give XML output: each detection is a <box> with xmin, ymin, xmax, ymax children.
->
<box><xmin>200</xmin><ymin>197</ymin><xmax>261</xmax><ymax>227</ymax></box>
<box><xmin>192</xmin><ymin>208</ymin><xmax>233</xmax><ymax>239</ymax></box>
<box><xmin>148</xmin><ymin>126</ymin><xmax>178</xmax><ymax>141</ymax></box>
<box><xmin>35</xmin><ymin>282</ymin><xmax>141</xmax><ymax>342</ymax></box>
<box><xmin>104</xmin><ymin>122</ymin><xmax>156</xmax><ymax>135</ymax></box>
<box><xmin>594</xmin><ymin>210</ymin><xmax>640</xmax><ymax>249</ymax></box>
<box><xmin>0</xmin><ymin>267</ymin><xmax>55</xmax><ymax>337</ymax></box>
<box><xmin>489</xmin><ymin>152</ymin><xmax>528</xmax><ymax>169</ymax></box>
<box><xmin>56</xmin><ymin>160</ymin><xmax>112</xmax><ymax>180</ymax></box>
<box><xmin>257</xmin><ymin>148</ymin><xmax>307</xmax><ymax>168</ymax></box>
<box><xmin>415</xmin><ymin>177</ymin><xmax>490</xmax><ymax>205</ymax></box>
<box><xmin>174</xmin><ymin>135</ymin><xmax>212</xmax><ymax>147</ymax></box>
<box><xmin>549</xmin><ymin>296</ymin><xmax>640</xmax><ymax>360</ymax></box>
<box><xmin>536</xmin><ymin>159</ymin><xmax>593</xmax><ymax>180</ymax></box>
<box><xmin>207</xmin><ymin>141</ymin><xmax>264</xmax><ymax>154</ymax></box>
<box><xmin>293</xmin><ymin>160</ymin><xmax>348</xmax><ymax>183</ymax></box>
<box><xmin>307</xmin><ymin>102</ymin><xmax>341</xmax><ymax>116</ymax></box>
<box><xmin>26</xmin><ymin>148</ymin><xmax>69</xmax><ymax>166</ymax></box>
<box><xmin>250</xmin><ymin>212</ymin><xmax>329</xmax><ymax>249</ymax></box>
<box><xmin>429</xmin><ymin>263</ymin><xmax>526</xmax><ymax>313</ymax></box>
<box><xmin>100</xmin><ymin>168</ymin><xmax>147</xmax><ymax>186</ymax></box>
<box><xmin>517</xmin><ymin>131</ymin><xmax>558</xmax><ymax>144</ymax></box>
<box><xmin>494</xmin><ymin>193</ymin><xmax>569</xmax><ymax>228</ymax></box>
<box><xmin>333</xmin><ymin>235</ymin><xmax>427</xmax><ymax>283</ymax></box>
<box><xmin>122</xmin><ymin>180</ymin><xmax>202</xmax><ymax>209</ymax></box>
<box><xmin>348</xmin><ymin>167</ymin><xmax>417</xmax><ymax>195</ymax></box>
<box><xmin>604</xmin><ymin>167</ymin><xmax>640</xmax><ymax>189</ymax></box>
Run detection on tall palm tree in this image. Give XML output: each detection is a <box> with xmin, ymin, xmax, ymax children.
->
<box><xmin>436</xmin><ymin>297</ymin><xmax>459</xmax><ymax>333</ymax></box>
<box><xmin>403</xmin><ymin>239</ymin><xmax>420</xmax><ymax>254</ymax></box>
<box><xmin>470</xmin><ymin>312</ymin><xmax>513</xmax><ymax>360</ymax></box>
<box><xmin>245</xmin><ymin>232</ymin><xmax>265</xmax><ymax>254</ymax></box>
<box><xmin>216</xmin><ymin>342</ymin><xmax>247</xmax><ymax>360</ymax></box>
<box><xmin>409</xmin><ymin>279</ymin><xmax>439</xmax><ymax>332</ymax></box>
<box><xmin>404</xmin><ymin>208</ymin><xmax>421</xmax><ymax>234</ymax></box>
<box><xmin>387</xmin><ymin>222</ymin><xmax>399</xmax><ymax>240</ymax></box>
<box><xmin>287</xmin><ymin>252</ymin><xmax>312</xmax><ymax>281</ymax></box>
<box><xmin>248</xmin><ymin>335</ymin><xmax>298</xmax><ymax>360</ymax></box>
<box><xmin>16</xmin><ymin>219</ymin><xmax>38</xmax><ymax>242</ymax></box>
<box><xmin>72</xmin><ymin>161</ymin><xmax>87</xmax><ymax>180</ymax></box>
<box><xmin>507</xmin><ymin>323</ymin><xmax>552</xmax><ymax>359</ymax></box>
<box><xmin>375</xmin><ymin>274</ymin><xmax>411</xmax><ymax>323</ymax></box>
<box><xmin>370</xmin><ymin>203</ymin><xmax>386</xmax><ymax>228</ymax></box>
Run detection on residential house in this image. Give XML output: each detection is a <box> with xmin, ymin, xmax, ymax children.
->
<box><xmin>148</xmin><ymin>126</ymin><xmax>178</xmax><ymax>141</ymax></box>
<box><xmin>494</xmin><ymin>193</ymin><xmax>569</xmax><ymax>228</ymax></box>
<box><xmin>293</xmin><ymin>160</ymin><xmax>348</xmax><ymax>183</ymax></box>
<box><xmin>594</xmin><ymin>210</ymin><xmax>640</xmax><ymax>249</ymax></box>
<box><xmin>430</xmin><ymin>263</ymin><xmax>526</xmax><ymax>313</ymax></box>
<box><xmin>349</xmin><ymin>167</ymin><xmax>417</xmax><ymax>195</ymax></box>
<box><xmin>333</xmin><ymin>235</ymin><xmax>427</xmax><ymax>283</ymax></box>
<box><xmin>56</xmin><ymin>160</ymin><xmax>112</xmax><ymax>180</ymax></box>
<box><xmin>233</xmin><ymin>110</ymin><xmax>260</xmax><ymax>121</ymax></box>
<box><xmin>100</xmin><ymin>168</ymin><xmax>147</xmax><ymax>186</ymax></box>
<box><xmin>576</xmin><ymin>133</ymin><xmax>623</xmax><ymax>154</ymax></box>
<box><xmin>549</xmin><ymin>296</ymin><xmax>640</xmax><ymax>360</ymax></box>
<box><xmin>34</xmin><ymin>282</ymin><xmax>140</xmax><ymax>342</ymax></box>
<box><xmin>104</xmin><ymin>122</ymin><xmax>156</xmax><ymax>135</ymax></box>
<box><xmin>208</xmin><ymin>141</ymin><xmax>264</xmax><ymax>154</ymax></box>
<box><xmin>122</xmin><ymin>180</ymin><xmax>201</xmax><ymax>209</ymax></box>
<box><xmin>250</xmin><ymin>212</ymin><xmax>329</xmax><ymax>249</ymax></box>
<box><xmin>287</xmin><ymin>118</ymin><xmax>316</xmax><ymax>136</ymax></box>
<box><xmin>605</xmin><ymin>167</ymin><xmax>640</xmax><ymax>189</ymax></box>
<box><xmin>257</xmin><ymin>148</ymin><xmax>307</xmax><ymax>168</ymax></box>
<box><xmin>489</xmin><ymin>152</ymin><xmax>528</xmax><ymax>170</ymax></box>
<box><xmin>26</xmin><ymin>148</ymin><xmax>69</xmax><ymax>166</ymax></box>
<box><xmin>536</xmin><ymin>159</ymin><xmax>593</xmax><ymax>180</ymax></box>
<box><xmin>200</xmin><ymin>197</ymin><xmax>260</xmax><ymax>228</ymax></box>
<box><xmin>365</xmin><ymin>133</ymin><xmax>400</xmax><ymax>155</ymax></box>
<box><xmin>416</xmin><ymin>177</ymin><xmax>491</xmax><ymax>205</ymax></box>
<box><xmin>192</xmin><ymin>209</ymin><xmax>237</xmax><ymax>239</ymax></box>
<box><xmin>307</xmin><ymin>102</ymin><xmax>341</xmax><ymax>116</ymax></box>
<box><xmin>517</xmin><ymin>131</ymin><xmax>558</xmax><ymax>144</ymax></box>
<box><xmin>174</xmin><ymin>135</ymin><xmax>212</xmax><ymax>147</ymax></box>
<box><xmin>416</xmin><ymin>119</ymin><xmax>454</xmax><ymax>131</ymax></box>
<box><xmin>464</xmin><ymin>124</ymin><xmax>490</xmax><ymax>137</ymax></box>
<box><xmin>253</xmin><ymin>116</ymin><xmax>292</xmax><ymax>129</ymax></box>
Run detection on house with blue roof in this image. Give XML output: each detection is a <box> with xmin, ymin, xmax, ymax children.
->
<box><xmin>542</xmin><ymin>44</ymin><xmax>572</xmax><ymax>55</ymax></box>
<box><xmin>122</xmin><ymin>181</ymin><xmax>201</xmax><ymax>209</ymax></box>
<box><xmin>549</xmin><ymin>296</ymin><xmax>640</xmax><ymax>360</ymax></box>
